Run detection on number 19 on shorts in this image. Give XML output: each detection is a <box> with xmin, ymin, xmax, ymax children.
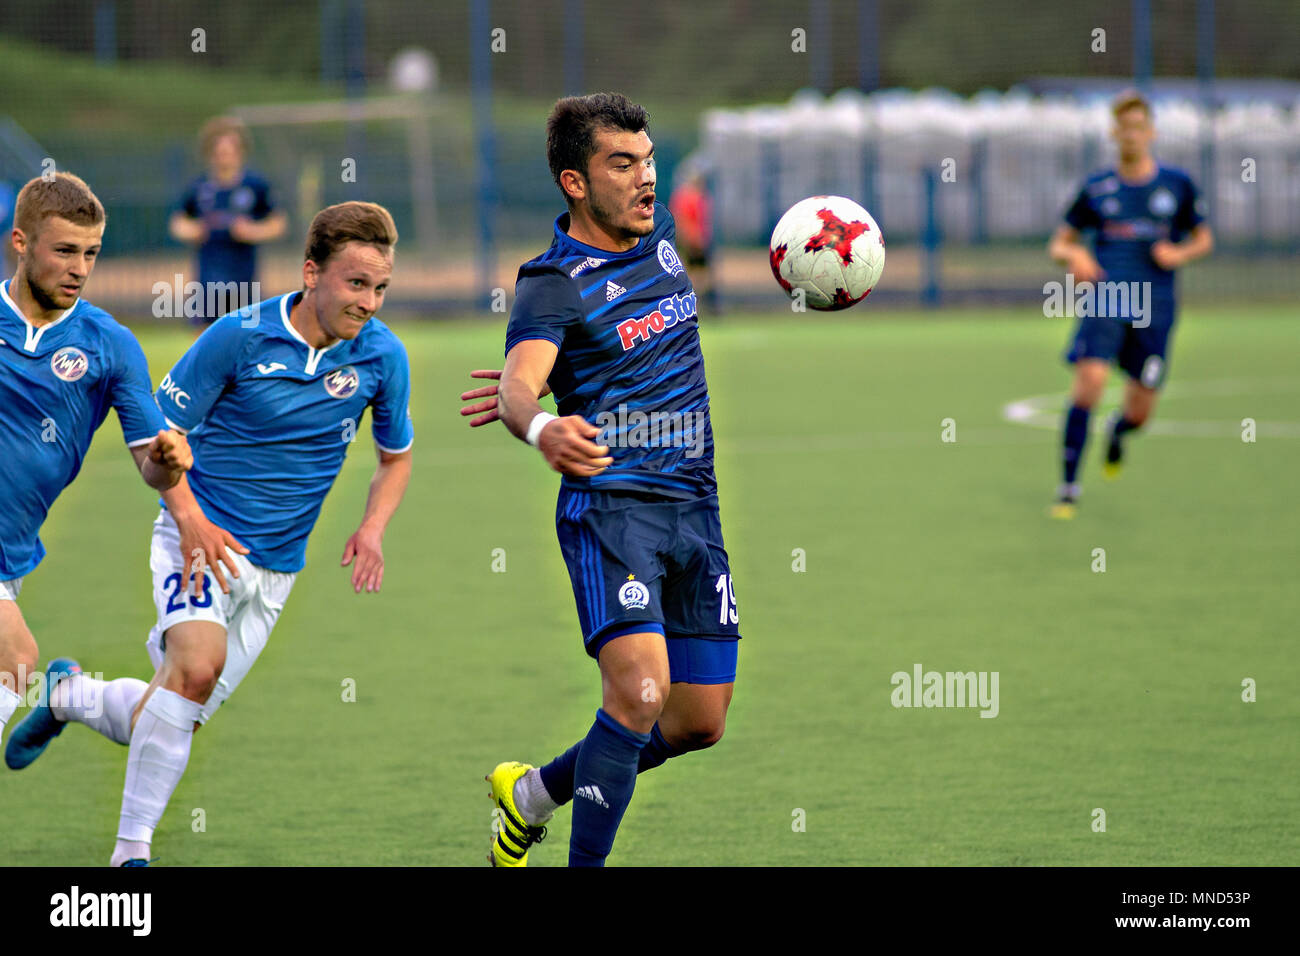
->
<box><xmin>715</xmin><ymin>574</ymin><xmax>738</xmax><ymax>625</ymax></box>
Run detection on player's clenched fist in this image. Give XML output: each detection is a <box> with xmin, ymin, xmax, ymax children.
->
<box><xmin>538</xmin><ymin>416</ymin><xmax>614</xmax><ymax>477</ymax></box>
<box><xmin>1149</xmin><ymin>240</ymin><xmax>1184</xmax><ymax>271</ymax></box>
<box><xmin>1068</xmin><ymin>250</ymin><xmax>1105</xmax><ymax>284</ymax></box>
<box><xmin>148</xmin><ymin>429</ymin><xmax>193</xmax><ymax>476</ymax></box>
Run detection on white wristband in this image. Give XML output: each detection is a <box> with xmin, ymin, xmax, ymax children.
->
<box><xmin>525</xmin><ymin>412</ymin><xmax>558</xmax><ymax>447</ymax></box>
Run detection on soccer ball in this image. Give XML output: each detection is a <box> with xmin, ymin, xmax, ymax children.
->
<box><xmin>769</xmin><ymin>196</ymin><xmax>885</xmax><ymax>310</ymax></box>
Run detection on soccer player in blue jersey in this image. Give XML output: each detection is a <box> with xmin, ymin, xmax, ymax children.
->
<box><xmin>19</xmin><ymin>201</ymin><xmax>413</xmax><ymax>866</ymax></box>
<box><xmin>169</xmin><ymin>116</ymin><xmax>287</xmax><ymax>327</ymax></box>
<box><xmin>0</xmin><ymin>172</ymin><xmax>192</xmax><ymax>747</ymax></box>
<box><xmin>1047</xmin><ymin>90</ymin><xmax>1213</xmax><ymax>518</ymax></box>
<box><xmin>462</xmin><ymin>93</ymin><xmax>739</xmax><ymax>867</ymax></box>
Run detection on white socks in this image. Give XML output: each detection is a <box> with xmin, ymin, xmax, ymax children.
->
<box><xmin>0</xmin><ymin>684</ymin><xmax>21</xmax><ymax>736</ymax></box>
<box><xmin>515</xmin><ymin>767</ymin><xmax>559</xmax><ymax>825</ymax></box>
<box><xmin>51</xmin><ymin>674</ymin><xmax>148</xmax><ymax>745</ymax></box>
<box><xmin>114</xmin><ymin>688</ymin><xmax>202</xmax><ymax>864</ymax></box>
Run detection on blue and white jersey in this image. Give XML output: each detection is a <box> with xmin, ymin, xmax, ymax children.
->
<box><xmin>505</xmin><ymin>203</ymin><xmax>715</xmax><ymax>500</ymax></box>
<box><xmin>0</xmin><ymin>280</ymin><xmax>165</xmax><ymax>578</ymax></box>
<box><xmin>156</xmin><ymin>293</ymin><xmax>414</xmax><ymax>573</ymax></box>
<box><xmin>1064</xmin><ymin>165</ymin><xmax>1205</xmax><ymax>305</ymax></box>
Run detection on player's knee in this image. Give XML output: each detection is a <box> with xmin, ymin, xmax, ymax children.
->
<box><xmin>604</xmin><ymin>689</ymin><xmax>666</xmax><ymax>735</ymax></box>
<box><xmin>1074</xmin><ymin>383</ymin><xmax>1104</xmax><ymax>408</ymax></box>
<box><xmin>676</xmin><ymin>719</ymin><xmax>726</xmax><ymax>752</ymax></box>
<box><xmin>176</xmin><ymin>665</ymin><xmax>219</xmax><ymax>704</ymax></box>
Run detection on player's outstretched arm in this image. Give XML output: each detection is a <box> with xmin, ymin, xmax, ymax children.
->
<box><xmin>132</xmin><ymin>429</ymin><xmax>193</xmax><ymax>492</ymax></box>
<box><xmin>160</xmin><ymin>474</ymin><xmax>249</xmax><ymax>597</ymax></box>
<box><xmin>1048</xmin><ymin>225</ymin><xmax>1104</xmax><ymax>282</ymax></box>
<box><xmin>499</xmin><ymin>340</ymin><xmax>612</xmax><ymax>477</ymax></box>
<box><xmin>459</xmin><ymin>369</ymin><xmax>552</xmax><ymax>427</ymax></box>
<box><xmin>340</xmin><ymin>447</ymin><xmax>413</xmax><ymax>594</ymax></box>
<box><xmin>1151</xmin><ymin>223</ymin><xmax>1214</xmax><ymax>271</ymax></box>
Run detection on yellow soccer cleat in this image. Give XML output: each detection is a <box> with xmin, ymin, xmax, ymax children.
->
<box><xmin>486</xmin><ymin>761</ymin><xmax>548</xmax><ymax>867</ymax></box>
<box><xmin>1101</xmin><ymin>460</ymin><xmax>1123</xmax><ymax>481</ymax></box>
<box><xmin>1049</xmin><ymin>499</ymin><xmax>1077</xmax><ymax>520</ymax></box>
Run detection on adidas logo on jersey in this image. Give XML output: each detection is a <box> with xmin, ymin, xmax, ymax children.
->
<box><xmin>605</xmin><ymin>280</ymin><xmax>627</xmax><ymax>302</ymax></box>
<box><xmin>574</xmin><ymin>785</ymin><xmax>610</xmax><ymax>808</ymax></box>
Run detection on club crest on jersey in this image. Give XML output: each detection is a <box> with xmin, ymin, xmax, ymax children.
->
<box><xmin>50</xmin><ymin>347</ymin><xmax>88</xmax><ymax>382</ymax></box>
<box><xmin>1149</xmin><ymin>188</ymin><xmax>1177</xmax><ymax>216</ymax></box>
<box><xmin>616</xmin><ymin>291</ymin><xmax>697</xmax><ymax>351</ymax></box>
<box><xmin>657</xmin><ymin>239</ymin><xmax>683</xmax><ymax>277</ymax></box>
<box><xmin>322</xmin><ymin>365</ymin><xmax>360</xmax><ymax>399</ymax></box>
<box><xmin>618</xmin><ymin>577</ymin><xmax>650</xmax><ymax>610</ymax></box>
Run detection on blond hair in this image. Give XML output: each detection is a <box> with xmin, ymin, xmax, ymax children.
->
<box><xmin>304</xmin><ymin>202</ymin><xmax>399</xmax><ymax>267</ymax></box>
<box><xmin>13</xmin><ymin>171</ymin><xmax>106</xmax><ymax>240</ymax></box>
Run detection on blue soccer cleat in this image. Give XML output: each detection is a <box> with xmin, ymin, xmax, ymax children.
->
<box><xmin>120</xmin><ymin>858</ymin><xmax>155</xmax><ymax>867</ymax></box>
<box><xmin>4</xmin><ymin>657</ymin><xmax>81</xmax><ymax>770</ymax></box>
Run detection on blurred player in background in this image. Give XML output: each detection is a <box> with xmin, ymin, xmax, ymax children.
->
<box><xmin>463</xmin><ymin>93</ymin><xmax>739</xmax><ymax>867</ymax></box>
<box><xmin>14</xmin><ymin>202</ymin><xmax>414</xmax><ymax>866</ymax></box>
<box><xmin>1</xmin><ymin>173</ymin><xmax>191</xmax><ymax>754</ymax></box>
<box><xmin>668</xmin><ymin>161</ymin><xmax>716</xmax><ymax>314</ymax></box>
<box><xmin>1047</xmin><ymin>89</ymin><xmax>1213</xmax><ymax>518</ymax></box>
<box><xmin>168</xmin><ymin>116</ymin><xmax>287</xmax><ymax>329</ymax></box>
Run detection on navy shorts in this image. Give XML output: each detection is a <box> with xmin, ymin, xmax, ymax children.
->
<box><xmin>555</xmin><ymin>488</ymin><xmax>740</xmax><ymax>684</ymax></box>
<box><xmin>1065</xmin><ymin>299</ymin><xmax>1176</xmax><ymax>389</ymax></box>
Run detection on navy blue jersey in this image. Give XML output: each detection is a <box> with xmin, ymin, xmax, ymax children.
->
<box><xmin>505</xmin><ymin>204</ymin><xmax>714</xmax><ymax>500</ymax></box>
<box><xmin>0</xmin><ymin>281</ymin><xmax>166</xmax><ymax>578</ymax></box>
<box><xmin>177</xmin><ymin>171</ymin><xmax>276</xmax><ymax>285</ymax></box>
<box><xmin>1063</xmin><ymin>165</ymin><xmax>1205</xmax><ymax>303</ymax></box>
<box><xmin>155</xmin><ymin>293</ymin><xmax>414</xmax><ymax>573</ymax></box>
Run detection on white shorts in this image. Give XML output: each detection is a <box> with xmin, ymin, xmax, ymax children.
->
<box><xmin>0</xmin><ymin>577</ymin><xmax>22</xmax><ymax>601</ymax></box>
<box><xmin>145</xmin><ymin>510</ymin><xmax>296</xmax><ymax>724</ymax></box>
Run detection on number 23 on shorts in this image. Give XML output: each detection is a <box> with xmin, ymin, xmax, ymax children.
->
<box><xmin>162</xmin><ymin>571</ymin><xmax>213</xmax><ymax>612</ymax></box>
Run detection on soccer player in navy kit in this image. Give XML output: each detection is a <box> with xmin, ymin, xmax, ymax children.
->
<box><xmin>169</xmin><ymin>116</ymin><xmax>287</xmax><ymax>326</ymax></box>
<box><xmin>470</xmin><ymin>94</ymin><xmax>740</xmax><ymax>867</ymax></box>
<box><xmin>0</xmin><ymin>173</ymin><xmax>192</xmax><ymax>751</ymax></box>
<box><xmin>1047</xmin><ymin>90</ymin><xmax>1213</xmax><ymax>518</ymax></box>
<box><xmin>15</xmin><ymin>202</ymin><xmax>413</xmax><ymax>866</ymax></box>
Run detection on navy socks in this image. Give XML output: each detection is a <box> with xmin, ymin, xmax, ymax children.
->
<box><xmin>1063</xmin><ymin>404</ymin><xmax>1091</xmax><ymax>485</ymax></box>
<box><xmin>568</xmin><ymin>710</ymin><xmax>650</xmax><ymax>867</ymax></box>
<box><xmin>538</xmin><ymin>721</ymin><xmax>681</xmax><ymax>807</ymax></box>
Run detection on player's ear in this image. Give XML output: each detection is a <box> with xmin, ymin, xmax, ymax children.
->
<box><xmin>560</xmin><ymin>169</ymin><xmax>586</xmax><ymax>204</ymax></box>
<box><xmin>302</xmin><ymin>258</ymin><xmax>320</xmax><ymax>290</ymax></box>
<box><xmin>10</xmin><ymin>228</ymin><xmax>26</xmax><ymax>257</ymax></box>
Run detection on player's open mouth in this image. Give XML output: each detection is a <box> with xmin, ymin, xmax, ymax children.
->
<box><xmin>61</xmin><ymin>285</ymin><xmax>80</xmax><ymax>295</ymax></box>
<box><xmin>635</xmin><ymin>193</ymin><xmax>655</xmax><ymax>217</ymax></box>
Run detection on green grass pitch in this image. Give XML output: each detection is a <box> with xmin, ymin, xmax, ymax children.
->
<box><xmin>5</xmin><ymin>303</ymin><xmax>1297</xmax><ymax>865</ymax></box>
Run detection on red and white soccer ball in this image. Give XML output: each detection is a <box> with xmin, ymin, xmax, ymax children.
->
<box><xmin>769</xmin><ymin>195</ymin><xmax>885</xmax><ymax>310</ymax></box>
